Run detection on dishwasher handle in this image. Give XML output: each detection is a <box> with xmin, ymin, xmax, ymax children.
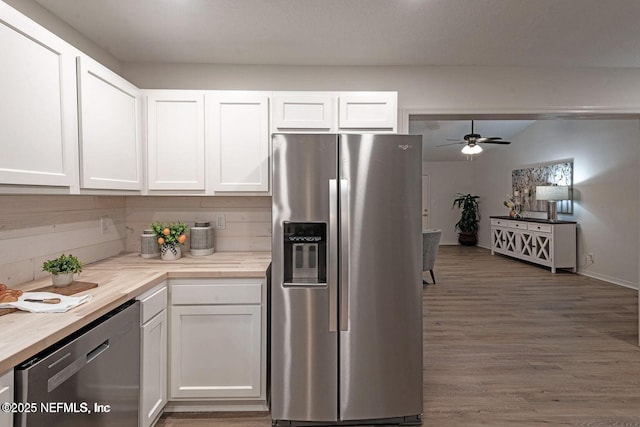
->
<box><xmin>47</xmin><ymin>340</ymin><xmax>110</xmax><ymax>393</ymax></box>
<box><xmin>87</xmin><ymin>340</ymin><xmax>110</xmax><ymax>364</ymax></box>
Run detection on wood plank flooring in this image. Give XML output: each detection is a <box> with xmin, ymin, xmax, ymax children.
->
<box><xmin>157</xmin><ymin>246</ymin><xmax>640</xmax><ymax>426</ymax></box>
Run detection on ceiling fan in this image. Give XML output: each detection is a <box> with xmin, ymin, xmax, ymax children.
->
<box><xmin>437</xmin><ymin>120</ymin><xmax>511</xmax><ymax>154</ymax></box>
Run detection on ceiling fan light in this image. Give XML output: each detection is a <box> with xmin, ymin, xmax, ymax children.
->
<box><xmin>461</xmin><ymin>144</ymin><xmax>483</xmax><ymax>155</ymax></box>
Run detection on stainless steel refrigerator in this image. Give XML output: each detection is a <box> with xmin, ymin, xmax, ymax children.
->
<box><xmin>271</xmin><ymin>133</ymin><xmax>423</xmax><ymax>426</ymax></box>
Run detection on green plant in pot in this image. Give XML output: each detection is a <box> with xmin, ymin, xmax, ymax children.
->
<box><xmin>42</xmin><ymin>253</ymin><xmax>83</xmax><ymax>287</ymax></box>
<box><xmin>452</xmin><ymin>193</ymin><xmax>480</xmax><ymax>246</ymax></box>
<box><xmin>151</xmin><ymin>221</ymin><xmax>189</xmax><ymax>261</ymax></box>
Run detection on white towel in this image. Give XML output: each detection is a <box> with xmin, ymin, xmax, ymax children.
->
<box><xmin>0</xmin><ymin>291</ymin><xmax>92</xmax><ymax>313</ymax></box>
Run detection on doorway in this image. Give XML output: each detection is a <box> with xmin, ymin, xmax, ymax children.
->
<box><xmin>422</xmin><ymin>174</ymin><xmax>430</xmax><ymax>230</ymax></box>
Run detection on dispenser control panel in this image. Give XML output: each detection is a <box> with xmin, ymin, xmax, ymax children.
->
<box><xmin>283</xmin><ymin>222</ymin><xmax>327</xmax><ymax>286</ymax></box>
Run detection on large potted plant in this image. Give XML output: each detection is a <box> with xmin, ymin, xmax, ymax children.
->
<box><xmin>452</xmin><ymin>193</ymin><xmax>480</xmax><ymax>246</ymax></box>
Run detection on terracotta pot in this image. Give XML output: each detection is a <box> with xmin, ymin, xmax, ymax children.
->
<box><xmin>458</xmin><ymin>232</ymin><xmax>478</xmax><ymax>246</ymax></box>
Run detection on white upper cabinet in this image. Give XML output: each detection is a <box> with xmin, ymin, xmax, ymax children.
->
<box><xmin>272</xmin><ymin>92</ymin><xmax>398</xmax><ymax>134</ymax></box>
<box><xmin>207</xmin><ymin>92</ymin><xmax>270</xmax><ymax>193</ymax></box>
<box><xmin>146</xmin><ymin>91</ymin><xmax>206</xmax><ymax>191</ymax></box>
<box><xmin>0</xmin><ymin>2</ymin><xmax>78</xmax><ymax>187</ymax></box>
<box><xmin>338</xmin><ymin>92</ymin><xmax>398</xmax><ymax>132</ymax></box>
<box><xmin>272</xmin><ymin>93</ymin><xmax>335</xmax><ymax>131</ymax></box>
<box><xmin>77</xmin><ymin>56</ymin><xmax>142</xmax><ymax>190</ymax></box>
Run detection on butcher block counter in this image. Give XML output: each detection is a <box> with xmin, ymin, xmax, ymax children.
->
<box><xmin>0</xmin><ymin>251</ymin><xmax>271</xmax><ymax>374</ymax></box>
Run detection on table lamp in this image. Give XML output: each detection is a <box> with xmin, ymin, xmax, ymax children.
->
<box><xmin>535</xmin><ymin>185</ymin><xmax>570</xmax><ymax>222</ymax></box>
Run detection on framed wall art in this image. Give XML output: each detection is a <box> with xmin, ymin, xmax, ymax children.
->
<box><xmin>512</xmin><ymin>160</ymin><xmax>573</xmax><ymax>216</ymax></box>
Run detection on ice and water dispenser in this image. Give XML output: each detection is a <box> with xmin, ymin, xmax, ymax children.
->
<box><xmin>283</xmin><ymin>222</ymin><xmax>327</xmax><ymax>285</ymax></box>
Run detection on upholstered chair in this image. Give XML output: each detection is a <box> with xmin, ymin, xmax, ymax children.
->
<box><xmin>422</xmin><ymin>229</ymin><xmax>442</xmax><ymax>286</ymax></box>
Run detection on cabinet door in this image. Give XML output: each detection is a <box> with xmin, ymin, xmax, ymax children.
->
<box><xmin>503</xmin><ymin>229</ymin><xmax>518</xmax><ymax>255</ymax></box>
<box><xmin>146</xmin><ymin>91</ymin><xmax>205</xmax><ymax>190</ymax></box>
<box><xmin>493</xmin><ymin>226</ymin><xmax>517</xmax><ymax>255</ymax></box>
<box><xmin>170</xmin><ymin>305</ymin><xmax>262</xmax><ymax>399</ymax></box>
<box><xmin>532</xmin><ymin>232</ymin><xmax>553</xmax><ymax>266</ymax></box>
<box><xmin>491</xmin><ymin>226</ymin><xmax>506</xmax><ymax>252</ymax></box>
<box><xmin>140</xmin><ymin>310</ymin><xmax>167</xmax><ymax>427</ymax></box>
<box><xmin>518</xmin><ymin>230</ymin><xmax>535</xmax><ymax>260</ymax></box>
<box><xmin>0</xmin><ymin>3</ymin><xmax>77</xmax><ymax>187</ymax></box>
<box><xmin>0</xmin><ymin>369</ymin><xmax>13</xmax><ymax>427</ymax></box>
<box><xmin>272</xmin><ymin>93</ymin><xmax>335</xmax><ymax>131</ymax></box>
<box><xmin>338</xmin><ymin>92</ymin><xmax>397</xmax><ymax>132</ymax></box>
<box><xmin>207</xmin><ymin>92</ymin><xmax>270</xmax><ymax>192</ymax></box>
<box><xmin>77</xmin><ymin>56</ymin><xmax>141</xmax><ymax>190</ymax></box>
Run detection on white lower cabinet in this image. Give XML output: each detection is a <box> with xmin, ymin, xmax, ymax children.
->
<box><xmin>491</xmin><ymin>218</ymin><xmax>577</xmax><ymax>273</ymax></box>
<box><xmin>169</xmin><ymin>278</ymin><xmax>266</xmax><ymax>406</ymax></box>
<box><xmin>170</xmin><ymin>305</ymin><xmax>262</xmax><ymax>398</ymax></box>
<box><xmin>138</xmin><ymin>283</ymin><xmax>168</xmax><ymax>427</ymax></box>
<box><xmin>0</xmin><ymin>369</ymin><xmax>13</xmax><ymax>427</ymax></box>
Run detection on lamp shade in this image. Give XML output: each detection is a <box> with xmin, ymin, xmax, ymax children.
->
<box><xmin>461</xmin><ymin>144</ymin><xmax>483</xmax><ymax>155</ymax></box>
<box><xmin>536</xmin><ymin>185</ymin><xmax>569</xmax><ymax>201</ymax></box>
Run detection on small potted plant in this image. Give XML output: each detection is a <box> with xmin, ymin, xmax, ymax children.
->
<box><xmin>452</xmin><ymin>193</ymin><xmax>480</xmax><ymax>246</ymax></box>
<box><xmin>151</xmin><ymin>221</ymin><xmax>189</xmax><ymax>261</ymax></box>
<box><xmin>42</xmin><ymin>253</ymin><xmax>83</xmax><ymax>287</ymax></box>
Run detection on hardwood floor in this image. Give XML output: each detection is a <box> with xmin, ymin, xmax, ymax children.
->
<box><xmin>157</xmin><ymin>246</ymin><xmax>640</xmax><ymax>426</ymax></box>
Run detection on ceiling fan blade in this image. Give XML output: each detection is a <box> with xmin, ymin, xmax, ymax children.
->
<box><xmin>482</xmin><ymin>140</ymin><xmax>512</xmax><ymax>145</ymax></box>
<box><xmin>436</xmin><ymin>141</ymin><xmax>465</xmax><ymax>147</ymax></box>
<box><xmin>477</xmin><ymin>137</ymin><xmax>502</xmax><ymax>142</ymax></box>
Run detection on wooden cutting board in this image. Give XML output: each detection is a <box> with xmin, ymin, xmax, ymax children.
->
<box><xmin>0</xmin><ymin>281</ymin><xmax>98</xmax><ymax>316</ymax></box>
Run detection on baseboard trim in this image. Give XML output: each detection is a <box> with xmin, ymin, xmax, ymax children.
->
<box><xmin>577</xmin><ymin>270</ymin><xmax>639</xmax><ymax>290</ymax></box>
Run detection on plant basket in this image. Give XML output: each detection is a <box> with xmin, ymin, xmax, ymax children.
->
<box><xmin>458</xmin><ymin>231</ymin><xmax>478</xmax><ymax>246</ymax></box>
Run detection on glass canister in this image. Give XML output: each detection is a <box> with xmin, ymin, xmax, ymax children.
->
<box><xmin>140</xmin><ymin>229</ymin><xmax>160</xmax><ymax>258</ymax></box>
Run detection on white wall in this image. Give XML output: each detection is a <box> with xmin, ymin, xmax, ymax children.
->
<box><xmin>473</xmin><ymin>120</ymin><xmax>640</xmax><ymax>288</ymax></box>
<box><xmin>125</xmin><ymin>196</ymin><xmax>271</xmax><ymax>253</ymax></box>
<box><xmin>0</xmin><ymin>196</ymin><xmax>126</xmax><ymax>287</ymax></box>
<box><xmin>422</xmin><ymin>162</ymin><xmax>474</xmax><ymax>245</ymax></box>
<box><xmin>3</xmin><ymin>0</ymin><xmax>121</xmax><ymax>72</ymax></box>
<box><xmin>121</xmin><ymin>63</ymin><xmax>640</xmax><ymax>112</ymax></box>
<box><xmin>0</xmin><ymin>194</ymin><xmax>271</xmax><ymax>287</ymax></box>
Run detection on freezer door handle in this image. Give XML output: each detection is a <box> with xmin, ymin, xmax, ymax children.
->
<box><xmin>329</xmin><ymin>179</ymin><xmax>338</xmax><ymax>332</ymax></box>
<box><xmin>340</xmin><ymin>178</ymin><xmax>349</xmax><ymax>332</ymax></box>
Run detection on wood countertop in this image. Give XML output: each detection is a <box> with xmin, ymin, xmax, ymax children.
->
<box><xmin>0</xmin><ymin>251</ymin><xmax>271</xmax><ymax>374</ymax></box>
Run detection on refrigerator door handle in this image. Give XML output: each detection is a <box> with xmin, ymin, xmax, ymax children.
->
<box><xmin>329</xmin><ymin>179</ymin><xmax>338</xmax><ymax>332</ymax></box>
<box><xmin>340</xmin><ymin>178</ymin><xmax>349</xmax><ymax>332</ymax></box>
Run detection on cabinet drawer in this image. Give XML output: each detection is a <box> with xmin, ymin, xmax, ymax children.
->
<box><xmin>528</xmin><ymin>223</ymin><xmax>552</xmax><ymax>233</ymax></box>
<box><xmin>138</xmin><ymin>283</ymin><xmax>168</xmax><ymax>324</ymax></box>
<box><xmin>172</xmin><ymin>282</ymin><xmax>262</xmax><ymax>305</ymax></box>
<box><xmin>491</xmin><ymin>219</ymin><xmax>509</xmax><ymax>227</ymax></box>
<box><xmin>508</xmin><ymin>221</ymin><xmax>527</xmax><ymax>229</ymax></box>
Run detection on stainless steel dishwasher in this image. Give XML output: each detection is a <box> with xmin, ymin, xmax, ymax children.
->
<box><xmin>14</xmin><ymin>299</ymin><xmax>140</xmax><ymax>427</ymax></box>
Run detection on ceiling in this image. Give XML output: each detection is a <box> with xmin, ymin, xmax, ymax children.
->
<box><xmin>32</xmin><ymin>0</ymin><xmax>640</xmax><ymax>68</ymax></box>
<box><xmin>409</xmin><ymin>120</ymin><xmax>535</xmax><ymax>162</ymax></box>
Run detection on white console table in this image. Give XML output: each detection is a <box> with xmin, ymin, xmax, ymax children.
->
<box><xmin>490</xmin><ymin>217</ymin><xmax>577</xmax><ymax>273</ymax></box>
